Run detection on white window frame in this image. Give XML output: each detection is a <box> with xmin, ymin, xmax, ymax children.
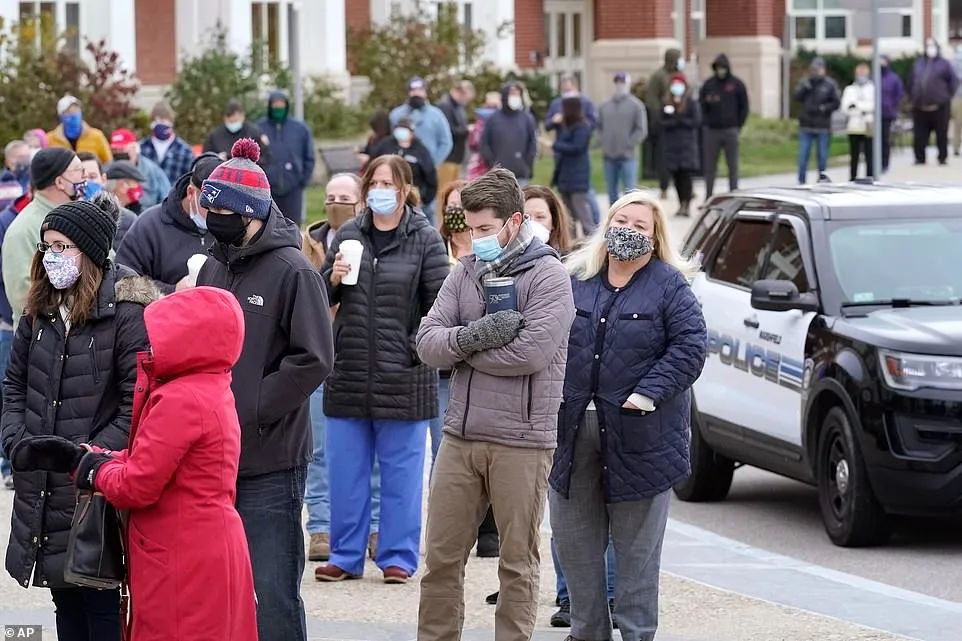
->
<box><xmin>543</xmin><ymin>0</ymin><xmax>588</xmax><ymax>93</ymax></box>
<box><xmin>251</xmin><ymin>0</ymin><xmax>290</xmax><ymax>70</ymax></box>
<box><xmin>789</xmin><ymin>0</ymin><xmax>852</xmax><ymax>51</ymax></box>
<box><xmin>17</xmin><ymin>0</ymin><xmax>81</xmax><ymax>51</ymax></box>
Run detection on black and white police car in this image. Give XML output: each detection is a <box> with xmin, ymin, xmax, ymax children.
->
<box><xmin>673</xmin><ymin>182</ymin><xmax>962</xmax><ymax>547</ymax></box>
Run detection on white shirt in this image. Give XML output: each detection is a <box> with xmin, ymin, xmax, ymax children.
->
<box><xmin>587</xmin><ymin>394</ymin><xmax>656</xmax><ymax>412</ymax></box>
<box><xmin>150</xmin><ymin>136</ymin><xmax>175</xmax><ymax>164</ymax></box>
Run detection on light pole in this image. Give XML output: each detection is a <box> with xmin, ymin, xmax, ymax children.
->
<box><xmin>290</xmin><ymin>1</ymin><xmax>304</xmax><ymax>121</ymax></box>
<box><xmin>871</xmin><ymin>0</ymin><xmax>882</xmax><ymax>179</ymax></box>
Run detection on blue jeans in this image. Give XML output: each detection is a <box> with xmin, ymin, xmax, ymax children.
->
<box><xmin>326</xmin><ymin>416</ymin><xmax>427</xmax><ymax>576</ymax></box>
<box><xmin>603</xmin><ymin>156</ymin><xmax>638</xmax><ymax>205</ymax></box>
<box><xmin>0</xmin><ymin>328</ymin><xmax>13</xmax><ymax>476</ymax></box>
<box><xmin>587</xmin><ymin>187</ymin><xmax>601</xmax><ymax>224</ymax></box>
<box><xmin>306</xmin><ymin>388</ymin><xmax>380</xmax><ymax>534</ymax></box>
<box><xmin>428</xmin><ymin>376</ymin><xmax>451</xmax><ymax>469</ymax></box>
<box><xmin>236</xmin><ymin>466</ymin><xmax>309</xmax><ymax>641</ymax></box>
<box><xmin>798</xmin><ymin>130</ymin><xmax>831</xmax><ymax>184</ymax></box>
<box><xmin>553</xmin><ymin>535</ymin><xmax>615</xmax><ymax>603</ymax></box>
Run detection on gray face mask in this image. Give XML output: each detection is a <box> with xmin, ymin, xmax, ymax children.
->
<box><xmin>605</xmin><ymin>227</ymin><xmax>653</xmax><ymax>262</ymax></box>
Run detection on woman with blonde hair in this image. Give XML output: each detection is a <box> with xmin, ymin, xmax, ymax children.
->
<box><xmin>549</xmin><ymin>190</ymin><xmax>708</xmax><ymax>641</ymax></box>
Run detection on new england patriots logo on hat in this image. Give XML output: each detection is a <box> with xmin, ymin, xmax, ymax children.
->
<box><xmin>204</xmin><ymin>186</ymin><xmax>221</xmax><ymax>204</ymax></box>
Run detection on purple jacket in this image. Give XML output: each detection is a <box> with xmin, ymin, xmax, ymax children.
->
<box><xmin>880</xmin><ymin>68</ymin><xmax>905</xmax><ymax>120</ymax></box>
<box><xmin>909</xmin><ymin>56</ymin><xmax>959</xmax><ymax>108</ymax></box>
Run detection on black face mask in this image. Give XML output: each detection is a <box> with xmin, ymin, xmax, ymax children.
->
<box><xmin>408</xmin><ymin>96</ymin><xmax>426</xmax><ymax>110</ymax></box>
<box><xmin>207</xmin><ymin>212</ymin><xmax>251</xmax><ymax>246</ymax></box>
<box><xmin>113</xmin><ymin>153</ymin><xmax>131</xmax><ymax>161</ymax></box>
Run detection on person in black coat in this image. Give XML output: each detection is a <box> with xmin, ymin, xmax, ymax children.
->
<box><xmin>794</xmin><ymin>57</ymin><xmax>840</xmax><ymax>184</ymax></box>
<box><xmin>1</xmin><ymin>198</ymin><xmax>157</xmax><ymax>641</ymax></box>
<box><xmin>203</xmin><ymin>98</ymin><xmax>271</xmax><ymax>166</ymax></box>
<box><xmin>657</xmin><ymin>73</ymin><xmax>701</xmax><ymax>217</ymax></box>
<box><xmin>115</xmin><ymin>153</ymin><xmax>222</xmax><ymax>293</ymax></box>
<box><xmin>195</xmin><ymin>138</ymin><xmax>333</xmax><ymax>641</ymax></box>
<box><xmin>371</xmin><ymin>117</ymin><xmax>438</xmax><ymax>207</ymax></box>
<box><xmin>699</xmin><ymin>54</ymin><xmax>749</xmax><ymax>197</ymax></box>
<box><xmin>552</xmin><ymin>97</ymin><xmax>595</xmax><ymax>237</ymax></box>
<box><xmin>316</xmin><ymin>154</ymin><xmax>449</xmax><ymax>584</ymax></box>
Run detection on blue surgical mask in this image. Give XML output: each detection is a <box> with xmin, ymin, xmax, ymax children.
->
<box><xmin>367</xmin><ymin>188</ymin><xmax>399</xmax><ymax>216</ymax></box>
<box><xmin>393</xmin><ymin>127</ymin><xmax>412</xmax><ymax>143</ymax></box>
<box><xmin>62</xmin><ymin>113</ymin><xmax>82</xmax><ymax>139</ymax></box>
<box><xmin>83</xmin><ymin>181</ymin><xmax>103</xmax><ymax>201</ymax></box>
<box><xmin>670</xmin><ymin>83</ymin><xmax>685</xmax><ymax>97</ymax></box>
<box><xmin>472</xmin><ymin>223</ymin><xmax>507</xmax><ymax>262</ymax></box>
<box><xmin>225</xmin><ymin>121</ymin><xmax>243</xmax><ymax>134</ymax></box>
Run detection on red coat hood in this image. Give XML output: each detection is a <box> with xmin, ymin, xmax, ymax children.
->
<box><xmin>144</xmin><ymin>287</ymin><xmax>244</xmax><ymax>379</ymax></box>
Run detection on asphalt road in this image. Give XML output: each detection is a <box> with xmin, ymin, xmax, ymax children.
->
<box><xmin>669</xmin><ymin>465</ymin><xmax>962</xmax><ymax>603</ymax></box>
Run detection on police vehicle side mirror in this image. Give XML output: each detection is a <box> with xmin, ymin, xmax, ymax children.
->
<box><xmin>750</xmin><ymin>280</ymin><xmax>819</xmax><ymax>313</ymax></box>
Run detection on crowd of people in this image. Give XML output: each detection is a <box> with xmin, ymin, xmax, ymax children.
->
<box><xmin>1</xmin><ymin>39</ymin><xmax>957</xmax><ymax>641</ymax></box>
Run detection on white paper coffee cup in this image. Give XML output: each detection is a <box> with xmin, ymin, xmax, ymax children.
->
<box><xmin>187</xmin><ymin>253</ymin><xmax>208</xmax><ymax>286</ymax></box>
<box><xmin>339</xmin><ymin>239</ymin><xmax>364</xmax><ymax>286</ymax></box>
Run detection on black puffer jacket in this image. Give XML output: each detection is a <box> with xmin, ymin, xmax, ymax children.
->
<box><xmin>322</xmin><ymin>207</ymin><xmax>449</xmax><ymax>421</ymax></box>
<box><xmin>1</xmin><ymin>266</ymin><xmax>156</xmax><ymax>589</ymax></box>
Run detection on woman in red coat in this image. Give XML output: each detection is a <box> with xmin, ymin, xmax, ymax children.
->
<box><xmin>10</xmin><ymin>286</ymin><xmax>257</xmax><ymax>641</ymax></box>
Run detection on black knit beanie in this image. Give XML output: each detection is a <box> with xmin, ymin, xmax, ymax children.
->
<box><xmin>31</xmin><ymin>148</ymin><xmax>77</xmax><ymax>190</ymax></box>
<box><xmin>41</xmin><ymin>201</ymin><xmax>118</xmax><ymax>268</ymax></box>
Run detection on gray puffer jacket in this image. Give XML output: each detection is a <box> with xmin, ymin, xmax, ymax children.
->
<box><xmin>416</xmin><ymin>240</ymin><xmax>575</xmax><ymax>449</ymax></box>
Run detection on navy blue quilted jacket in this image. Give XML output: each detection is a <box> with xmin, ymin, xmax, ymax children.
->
<box><xmin>549</xmin><ymin>258</ymin><xmax>708</xmax><ymax>502</ymax></box>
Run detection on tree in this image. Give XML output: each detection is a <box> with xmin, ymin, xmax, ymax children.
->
<box><xmin>349</xmin><ymin>2</ymin><xmax>489</xmax><ymax>111</ymax></box>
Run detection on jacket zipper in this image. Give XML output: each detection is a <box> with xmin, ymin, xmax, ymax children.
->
<box><xmin>460</xmin><ymin>369</ymin><xmax>475</xmax><ymax>436</ymax></box>
<box><xmin>367</xmin><ymin>253</ymin><xmax>378</xmax><ymax>410</ymax></box>
<box><xmin>524</xmin><ymin>375</ymin><xmax>533</xmax><ymax>422</ymax></box>
<box><xmin>88</xmin><ymin>337</ymin><xmax>101</xmax><ymax>384</ymax></box>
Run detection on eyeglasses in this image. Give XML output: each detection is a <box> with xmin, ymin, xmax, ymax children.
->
<box><xmin>37</xmin><ymin>241</ymin><xmax>78</xmax><ymax>254</ymax></box>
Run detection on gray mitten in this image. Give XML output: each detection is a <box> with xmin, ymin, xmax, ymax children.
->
<box><xmin>457</xmin><ymin>310</ymin><xmax>525</xmax><ymax>355</ymax></box>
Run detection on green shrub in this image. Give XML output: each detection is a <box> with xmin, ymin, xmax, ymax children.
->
<box><xmin>303</xmin><ymin>78</ymin><xmax>367</xmax><ymax>140</ymax></box>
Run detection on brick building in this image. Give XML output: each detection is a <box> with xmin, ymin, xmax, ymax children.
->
<box><xmin>0</xmin><ymin>0</ymin><xmax>952</xmax><ymax>117</ymax></box>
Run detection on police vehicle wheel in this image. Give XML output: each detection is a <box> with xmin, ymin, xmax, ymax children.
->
<box><xmin>673</xmin><ymin>409</ymin><xmax>734</xmax><ymax>502</ymax></box>
<box><xmin>816</xmin><ymin>407</ymin><xmax>891</xmax><ymax>547</ymax></box>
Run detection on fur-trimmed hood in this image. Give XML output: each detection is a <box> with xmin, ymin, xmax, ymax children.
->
<box><xmin>115</xmin><ymin>275</ymin><xmax>162</xmax><ymax>307</ymax></box>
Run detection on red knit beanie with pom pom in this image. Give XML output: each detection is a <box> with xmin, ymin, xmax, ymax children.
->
<box><xmin>200</xmin><ymin>138</ymin><xmax>273</xmax><ymax>220</ymax></box>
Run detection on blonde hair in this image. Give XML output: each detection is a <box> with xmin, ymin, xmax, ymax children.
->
<box><xmin>565</xmin><ymin>190</ymin><xmax>698</xmax><ymax>280</ymax></box>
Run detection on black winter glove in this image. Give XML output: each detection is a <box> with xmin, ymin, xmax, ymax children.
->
<box><xmin>9</xmin><ymin>436</ymin><xmax>85</xmax><ymax>474</ymax></box>
<box><xmin>457</xmin><ymin>310</ymin><xmax>525</xmax><ymax>355</ymax></box>
<box><xmin>75</xmin><ymin>451</ymin><xmax>112</xmax><ymax>491</ymax></box>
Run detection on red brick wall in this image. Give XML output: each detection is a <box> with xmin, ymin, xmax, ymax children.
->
<box><xmin>923</xmin><ymin>0</ymin><xmax>932</xmax><ymax>40</ymax></box>
<box><xmin>706</xmin><ymin>0</ymin><xmax>781</xmax><ymax>38</ymax></box>
<box><xmin>515</xmin><ymin>0</ymin><xmax>545</xmax><ymax>68</ymax></box>
<box><xmin>594</xmin><ymin>0</ymin><xmax>674</xmax><ymax>39</ymax></box>
<box><xmin>134</xmin><ymin>0</ymin><xmax>176</xmax><ymax>85</ymax></box>
<box><xmin>345</xmin><ymin>0</ymin><xmax>371</xmax><ymax>73</ymax></box>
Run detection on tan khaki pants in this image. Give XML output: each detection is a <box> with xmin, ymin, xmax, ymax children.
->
<box><xmin>417</xmin><ymin>435</ymin><xmax>553</xmax><ymax>641</ymax></box>
<box><xmin>437</xmin><ymin>162</ymin><xmax>462</xmax><ymax>204</ymax></box>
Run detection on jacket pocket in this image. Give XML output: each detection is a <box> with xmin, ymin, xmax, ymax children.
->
<box><xmin>521</xmin><ymin>375</ymin><xmax>532</xmax><ymax>423</ymax></box>
<box><xmin>87</xmin><ymin>337</ymin><xmax>101</xmax><ymax>384</ymax></box>
<box><xmin>128</xmin><ymin>520</ymin><xmax>174</xmax><ymax>637</ymax></box>
<box><xmin>617</xmin><ymin>406</ymin><xmax>664</xmax><ymax>454</ymax></box>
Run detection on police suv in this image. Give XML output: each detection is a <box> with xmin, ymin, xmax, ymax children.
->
<box><xmin>673</xmin><ymin>183</ymin><xmax>962</xmax><ymax>547</ymax></box>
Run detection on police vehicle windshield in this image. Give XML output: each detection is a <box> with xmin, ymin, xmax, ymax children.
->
<box><xmin>829</xmin><ymin>218</ymin><xmax>962</xmax><ymax>307</ymax></box>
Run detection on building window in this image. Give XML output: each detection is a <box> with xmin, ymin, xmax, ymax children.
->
<box><xmin>795</xmin><ymin>16</ymin><xmax>817</xmax><ymax>39</ymax></box>
<box><xmin>902</xmin><ymin>14</ymin><xmax>911</xmax><ymax>37</ymax></box>
<box><xmin>463</xmin><ymin>2</ymin><xmax>472</xmax><ymax>32</ymax></box>
<box><xmin>556</xmin><ymin>13</ymin><xmax>566</xmax><ymax>58</ymax></box>
<box><xmin>251</xmin><ymin>1</ymin><xmax>281</xmax><ymax>72</ymax></box>
<box><xmin>18</xmin><ymin>1</ymin><xmax>80</xmax><ymax>53</ymax></box>
<box><xmin>824</xmin><ymin>15</ymin><xmax>846</xmax><ymax>39</ymax></box>
<box><xmin>790</xmin><ymin>0</ymin><xmax>849</xmax><ymax>44</ymax></box>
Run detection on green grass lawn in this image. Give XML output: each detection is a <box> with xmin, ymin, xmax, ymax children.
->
<box><xmin>304</xmin><ymin>132</ymin><xmax>849</xmax><ymax>225</ymax></box>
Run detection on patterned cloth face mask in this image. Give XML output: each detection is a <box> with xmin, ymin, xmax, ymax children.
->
<box><xmin>605</xmin><ymin>226</ymin><xmax>653</xmax><ymax>262</ymax></box>
<box><xmin>443</xmin><ymin>206</ymin><xmax>467</xmax><ymax>233</ymax></box>
<box><xmin>42</xmin><ymin>252</ymin><xmax>81</xmax><ymax>289</ymax></box>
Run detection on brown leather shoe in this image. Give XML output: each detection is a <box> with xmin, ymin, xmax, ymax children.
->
<box><xmin>314</xmin><ymin>564</ymin><xmax>359</xmax><ymax>582</ymax></box>
<box><xmin>382</xmin><ymin>566</ymin><xmax>409</xmax><ymax>584</ymax></box>
<box><xmin>367</xmin><ymin>532</ymin><xmax>378</xmax><ymax>561</ymax></box>
<box><xmin>308</xmin><ymin>533</ymin><xmax>330</xmax><ymax>562</ymax></box>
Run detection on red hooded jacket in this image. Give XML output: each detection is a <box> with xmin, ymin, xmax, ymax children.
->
<box><xmin>93</xmin><ymin>287</ymin><xmax>256</xmax><ymax>641</ymax></box>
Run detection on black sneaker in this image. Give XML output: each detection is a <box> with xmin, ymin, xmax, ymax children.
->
<box><xmin>550</xmin><ymin>602</ymin><xmax>571</xmax><ymax>628</ymax></box>
<box><xmin>485</xmin><ymin>591</ymin><xmax>498</xmax><ymax>605</ymax></box>
<box><xmin>476</xmin><ymin>533</ymin><xmax>499</xmax><ymax>558</ymax></box>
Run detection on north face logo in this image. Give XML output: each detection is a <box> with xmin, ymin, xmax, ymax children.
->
<box><xmin>245</xmin><ymin>204</ymin><xmax>254</xmax><ymax>214</ymax></box>
<box><xmin>204</xmin><ymin>186</ymin><xmax>221</xmax><ymax>204</ymax></box>
<box><xmin>248</xmin><ymin>294</ymin><xmax>264</xmax><ymax>307</ymax></box>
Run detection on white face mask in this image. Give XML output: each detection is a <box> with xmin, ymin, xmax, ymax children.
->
<box><xmin>676</xmin><ymin>59</ymin><xmax>686</xmax><ymax>72</ymax></box>
<box><xmin>528</xmin><ymin>220</ymin><xmax>551</xmax><ymax>243</ymax></box>
<box><xmin>507</xmin><ymin>95</ymin><xmax>524</xmax><ymax>111</ymax></box>
<box><xmin>926</xmin><ymin>45</ymin><xmax>939</xmax><ymax>58</ymax></box>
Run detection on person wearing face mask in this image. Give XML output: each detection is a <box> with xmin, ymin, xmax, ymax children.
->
<box><xmin>480</xmin><ymin>82</ymin><xmax>538</xmax><ymax>187</ymax></box>
<box><xmin>467</xmin><ymin>92</ymin><xmax>502</xmax><ymax>180</ymax></box>
<box><xmin>552</xmin><ymin>97</ymin><xmax>595</xmax><ymax>235</ymax></box>
<box><xmin>879</xmin><ymin>56</ymin><xmax>905</xmax><ymax>173</ymax></box>
<box><xmin>0</xmin><ymin>140</ymin><xmax>32</xmax><ymax>211</ymax></box>
<box><xmin>909</xmin><ymin>39</ymin><xmax>958</xmax><ymax>165</ymax></box>
<box><xmin>203</xmin><ymin>99</ymin><xmax>271</xmax><ymax>166</ymax></box>
<box><xmin>109</xmin><ymin>128</ymin><xmax>170</xmax><ymax>209</ymax></box>
<box><xmin>842</xmin><ymin>64</ymin><xmax>877</xmax><ymax>181</ymax></box>
<box><xmin>598</xmin><ymin>73</ymin><xmax>648</xmax><ymax>206</ymax></box>
<box><xmin>23</xmin><ymin>129</ymin><xmax>49</xmax><ymax>154</ymax></box>
<box><xmin>794</xmin><ymin>57</ymin><xmax>841</xmax><ymax>184</ymax></box>
<box><xmin>103</xmin><ymin>160</ymin><xmax>148</xmax><ymax>215</ymax></box>
<box><xmin>2</xmin><ymin>148</ymin><xmax>85</xmax><ymax>327</ymax></box>
<box><xmin>658</xmin><ymin>74</ymin><xmax>702</xmax><ymax>217</ymax></box>
<box><xmin>315</xmin><ymin>155</ymin><xmax>448</xmax><ymax>586</ymax></box>
<box><xmin>545</xmin><ymin>74</ymin><xmax>599</xmax><ymax>132</ymax></box>
<box><xmin>553</xmin><ymin>190</ymin><xmax>707</xmax><ymax>641</ymax></box>
<box><xmin>416</xmin><ymin>168</ymin><xmax>574</xmax><ymax>641</ymax></box>
<box><xmin>195</xmin><ymin>138</ymin><xmax>333</xmax><ymax>641</ymax></box>
<box><xmin>258</xmin><ymin>90</ymin><xmax>316</xmax><ymax>226</ymax></box>
<box><xmin>46</xmin><ymin>95</ymin><xmax>112</xmax><ymax>165</ymax></box>
<box><xmin>139</xmin><ymin>101</ymin><xmax>197</xmax><ymax>185</ymax></box>
<box><xmin>115</xmin><ymin>152</ymin><xmax>221</xmax><ymax>293</ymax></box>
<box><xmin>371</xmin><ymin>117</ymin><xmax>438</xmax><ymax>207</ymax></box>
<box><xmin>1</xmin><ymin>198</ymin><xmax>156</xmax><ymax>641</ymax></box>
<box><xmin>699</xmin><ymin>54</ymin><xmax>750</xmax><ymax>198</ymax></box>
<box><xmin>645</xmin><ymin>49</ymin><xmax>684</xmax><ymax>199</ymax></box>
<box><xmin>77</xmin><ymin>153</ymin><xmax>137</xmax><ymax>249</ymax></box>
